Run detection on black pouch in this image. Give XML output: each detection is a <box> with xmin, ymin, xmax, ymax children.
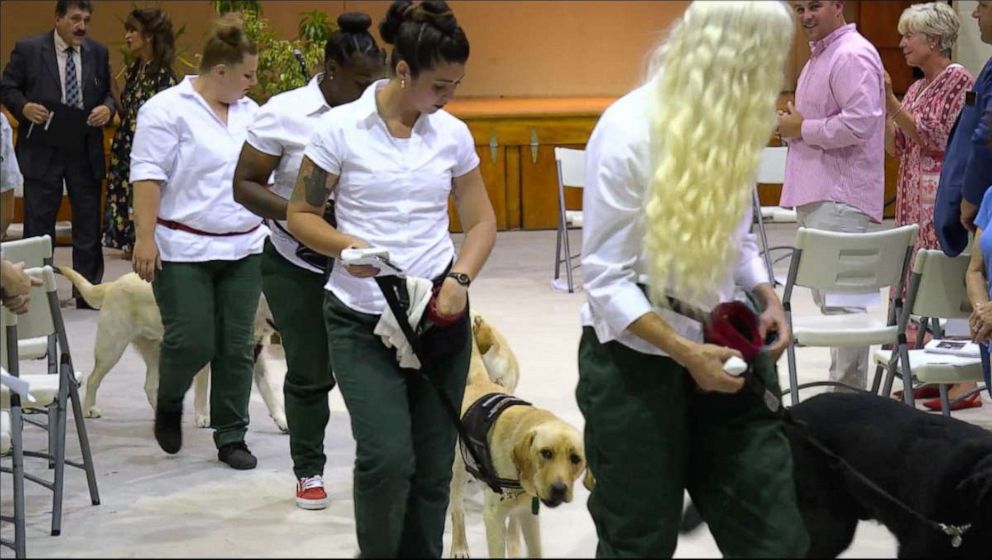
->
<box><xmin>292</xmin><ymin>200</ymin><xmax>337</xmax><ymax>272</ymax></box>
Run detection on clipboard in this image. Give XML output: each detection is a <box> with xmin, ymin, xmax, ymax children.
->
<box><xmin>23</xmin><ymin>101</ymin><xmax>89</xmax><ymax>150</ymax></box>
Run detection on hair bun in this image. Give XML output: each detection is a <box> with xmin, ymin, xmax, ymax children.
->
<box><xmin>417</xmin><ymin>0</ymin><xmax>457</xmax><ymax>35</ymax></box>
<box><xmin>212</xmin><ymin>13</ymin><xmax>245</xmax><ymax>47</ymax></box>
<box><xmin>378</xmin><ymin>0</ymin><xmax>412</xmax><ymax>45</ymax></box>
<box><xmin>338</xmin><ymin>12</ymin><xmax>372</xmax><ymax>34</ymax></box>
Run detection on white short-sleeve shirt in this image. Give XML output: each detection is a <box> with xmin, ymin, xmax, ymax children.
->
<box><xmin>304</xmin><ymin>79</ymin><xmax>480</xmax><ymax>314</ymax></box>
<box><xmin>580</xmin><ymin>82</ymin><xmax>769</xmax><ymax>356</ymax></box>
<box><xmin>246</xmin><ymin>76</ymin><xmax>331</xmax><ymax>274</ymax></box>
<box><xmin>130</xmin><ymin>76</ymin><xmax>266</xmax><ymax>262</ymax></box>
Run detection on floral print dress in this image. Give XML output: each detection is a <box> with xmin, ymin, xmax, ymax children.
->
<box><xmin>102</xmin><ymin>63</ymin><xmax>177</xmax><ymax>251</ymax></box>
<box><xmin>893</xmin><ymin>64</ymin><xmax>974</xmax><ymax>252</ymax></box>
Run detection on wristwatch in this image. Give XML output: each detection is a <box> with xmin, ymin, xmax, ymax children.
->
<box><xmin>446</xmin><ymin>272</ymin><xmax>472</xmax><ymax>287</ymax></box>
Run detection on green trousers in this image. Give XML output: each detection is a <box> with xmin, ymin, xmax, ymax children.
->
<box><xmin>261</xmin><ymin>240</ymin><xmax>335</xmax><ymax>479</ymax></box>
<box><xmin>576</xmin><ymin>327</ymin><xmax>809</xmax><ymax>558</ymax></box>
<box><xmin>152</xmin><ymin>256</ymin><xmax>262</xmax><ymax>448</ymax></box>
<box><xmin>323</xmin><ymin>290</ymin><xmax>471</xmax><ymax>558</ymax></box>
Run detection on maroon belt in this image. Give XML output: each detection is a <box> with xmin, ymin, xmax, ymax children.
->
<box><xmin>156</xmin><ymin>218</ymin><xmax>262</xmax><ymax>237</ymax></box>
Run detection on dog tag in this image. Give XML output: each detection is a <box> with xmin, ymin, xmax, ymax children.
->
<box><xmin>951</xmin><ymin>534</ymin><xmax>962</xmax><ymax>548</ymax></box>
<box><xmin>531</xmin><ymin>497</ymin><xmax>540</xmax><ymax>515</ymax></box>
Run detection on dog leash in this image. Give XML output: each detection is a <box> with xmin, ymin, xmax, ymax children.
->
<box><xmin>373</xmin><ymin>273</ymin><xmax>527</xmax><ymax>500</ymax></box>
<box><xmin>666</xmin><ymin>295</ymin><xmax>973</xmax><ymax>548</ymax></box>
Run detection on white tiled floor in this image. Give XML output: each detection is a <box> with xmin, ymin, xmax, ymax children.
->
<box><xmin>2</xmin><ymin>222</ymin><xmax>989</xmax><ymax>557</ymax></box>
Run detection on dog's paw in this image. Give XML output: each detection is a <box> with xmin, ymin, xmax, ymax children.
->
<box><xmin>195</xmin><ymin>413</ymin><xmax>210</xmax><ymax>428</ymax></box>
<box><xmin>84</xmin><ymin>406</ymin><xmax>102</xmax><ymax>418</ymax></box>
<box><xmin>274</xmin><ymin>415</ymin><xmax>289</xmax><ymax>434</ymax></box>
<box><xmin>449</xmin><ymin>547</ymin><xmax>470</xmax><ymax>559</ymax></box>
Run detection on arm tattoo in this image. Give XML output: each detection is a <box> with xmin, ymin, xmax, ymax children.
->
<box><xmin>291</xmin><ymin>158</ymin><xmax>332</xmax><ymax>207</ymax></box>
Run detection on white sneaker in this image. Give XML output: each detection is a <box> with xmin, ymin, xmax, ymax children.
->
<box><xmin>295</xmin><ymin>475</ymin><xmax>328</xmax><ymax>510</ymax></box>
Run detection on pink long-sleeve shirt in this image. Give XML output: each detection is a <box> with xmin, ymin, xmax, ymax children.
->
<box><xmin>780</xmin><ymin>23</ymin><xmax>886</xmax><ymax>222</ymax></box>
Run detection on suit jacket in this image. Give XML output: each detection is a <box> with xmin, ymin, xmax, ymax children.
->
<box><xmin>0</xmin><ymin>32</ymin><xmax>115</xmax><ymax>182</ymax></box>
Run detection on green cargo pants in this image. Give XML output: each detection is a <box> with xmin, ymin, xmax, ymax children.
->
<box><xmin>152</xmin><ymin>255</ymin><xmax>262</xmax><ymax>448</ymax></box>
<box><xmin>323</xmin><ymin>289</ymin><xmax>471</xmax><ymax>558</ymax></box>
<box><xmin>575</xmin><ymin>327</ymin><xmax>809</xmax><ymax>558</ymax></box>
<box><xmin>261</xmin><ymin>240</ymin><xmax>335</xmax><ymax>479</ymax></box>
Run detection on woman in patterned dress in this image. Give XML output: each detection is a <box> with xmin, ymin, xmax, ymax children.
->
<box><xmin>102</xmin><ymin>8</ymin><xmax>177</xmax><ymax>258</ymax></box>
<box><xmin>885</xmin><ymin>2</ymin><xmax>977</xmax><ymax>409</ymax></box>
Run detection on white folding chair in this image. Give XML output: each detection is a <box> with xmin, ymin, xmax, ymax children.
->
<box><xmin>782</xmin><ymin>225</ymin><xmax>919</xmax><ymax>405</ymax></box>
<box><xmin>0</xmin><ymin>266</ymin><xmax>99</xmax><ymax>536</ymax></box>
<box><xmin>1</xmin><ymin>306</ymin><xmax>27</xmax><ymax>558</ymax></box>
<box><xmin>1</xmin><ymin>236</ymin><xmax>56</xmax><ymax>373</ymax></box>
<box><xmin>553</xmin><ymin>147</ymin><xmax>586</xmax><ymax>293</ymax></box>
<box><xmin>871</xmin><ymin>250</ymin><xmax>982</xmax><ymax>416</ymax></box>
<box><xmin>752</xmin><ymin>146</ymin><xmax>796</xmax><ymax>284</ymax></box>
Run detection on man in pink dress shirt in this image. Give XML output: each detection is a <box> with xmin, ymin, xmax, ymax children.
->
<box><xmin>778</xmin><ymin>1</ymin><xmax>886</xmax><ymax>391</ymax></box>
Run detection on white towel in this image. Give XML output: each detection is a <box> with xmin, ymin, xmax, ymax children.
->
<box><xmin>374</xmin><ymin>277</ymin><xmax>434</xmax><ymax>369</ymax></box>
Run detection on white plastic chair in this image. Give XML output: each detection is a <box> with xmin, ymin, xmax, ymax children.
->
<box><xmin>1</xmin><ymin>305</ymin><xmax>27</xmax><ymax>558</ymax></box>
<box><xmin>782</xmin><ymin>225</ymin><xmax>919</xmax><ymax>405</ymax></box>
<box><xmin>0</xmin><ymin>266</ymin><xmax>99</xmax><ymax>537</ymax></box>
<box><xmin>871</xmin><ymin>250</ymin><xmax>982</xmax><ymax>416</ymax></box>
<box><xmin>752</xmin><ymin>146</ymin><xmax>796</xmax><ymax>284</ymax></box>
<box><xmin>553</xmin><ymin>147</ymin><xmax>586</xmax><ymax>293</ymax></box>
<box><xmin>1</xmin><ymin>235</ymin><xmax>56</xmax><ymax>369</ymax></box>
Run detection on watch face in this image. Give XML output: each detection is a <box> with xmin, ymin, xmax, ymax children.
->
<box><xmin>449</xmin><ymin>273</ymin><xmax>471</xmax><ymax>286</ymax></box>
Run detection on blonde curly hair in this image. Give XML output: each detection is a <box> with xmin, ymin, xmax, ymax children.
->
<box><xmin>644</xmin><ymin>1</ymin><xmax>794</xmax><ymax>305</ymax></box>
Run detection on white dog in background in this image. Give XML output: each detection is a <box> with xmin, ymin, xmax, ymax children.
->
<box><xmin>59</xmin><ymin>267</ymin><xmax>288</xmax><ymax>432</ymax></box>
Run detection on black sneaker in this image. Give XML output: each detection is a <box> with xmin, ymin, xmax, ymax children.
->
<box><xmin>154</xmin><ymin>408</ymin><xmax>182</xmax><ymax>454</ymax></box>
<box><xmin>218</xmin><ymin>441</ymin><xmax>257</xmax><ymax>470</ymax></box>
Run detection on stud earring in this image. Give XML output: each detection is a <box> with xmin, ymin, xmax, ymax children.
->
<box><xmin>401</xmin><ymin>79</ymin><xmax>406</xmax><ymax>89</ymax></box>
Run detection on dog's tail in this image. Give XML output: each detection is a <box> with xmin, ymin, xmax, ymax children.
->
<box><xmin>679</xmin><ymin>502</ymin><xmax>706</xmax><ymax>534</ymax></box>
<box><xmin>57</xmin><ymin>266</ymin><xmax>108</xmax><ymax>309</ymax></box>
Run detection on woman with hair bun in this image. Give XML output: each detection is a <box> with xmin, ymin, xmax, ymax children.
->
<box><xmin>233</xmin><ymin>11</ymin><xmax>386</xmax><ymax>511</ymax></box>
<box><xmin>577</xmin><ymin>1</ymin><xmax>808</xmax><ymax>556</ymax></box>
<box><xmin>103</xmin><ymin>7</ymin><xmax>178</xmax><ymax>259</ymax></box>
<box><xmin>130</xmin><ymin>13</ymin><xmax>265</xmax><ymax>470</ymax></box>
<box><xmin>287</xmin><ymin>1</ymin><xmax>496</xmax><ymax>556</ymax></box>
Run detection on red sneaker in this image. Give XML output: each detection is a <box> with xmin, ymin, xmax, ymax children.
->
<box><xmin>296</xmin><ymin>475</ymin><xmax>328</xmax><ymax>510</ymax></box>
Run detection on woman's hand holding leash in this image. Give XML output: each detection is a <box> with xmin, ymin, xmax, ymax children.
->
<box><xmin>758</xmin><ymin>302</ymin><xmax>790</xmax><ymax>361</ymax></box>
<box><xmin>342</xmin><ymin>239</ymin><xmax>380</xmax><ymax>278</ymax></box>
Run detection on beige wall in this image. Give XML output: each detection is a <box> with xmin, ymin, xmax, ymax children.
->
<box><xmin>956</xmin><ymin>0</ymin><xmax>992</xmax><ymax>75</ymax></box>
<box><xmin>1</xmin><ymin>1</ymin><xmax>812</xmax><ymax>100</ymax></box>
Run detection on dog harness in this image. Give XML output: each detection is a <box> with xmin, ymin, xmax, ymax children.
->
<box><xmin>459</xmin><ymin>392</ymin><xmax>532</xmax><ymax>492</ymax></box>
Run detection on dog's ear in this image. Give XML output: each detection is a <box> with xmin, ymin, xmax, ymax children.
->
<box><xmin>956</xmin><ymin>463</ymin><xmax>992</xmax><ymax>520</ymax></box>
<box><xmin>582</xmin><ymin>466</ymin><xmax>596</xmax><ymax>491</ymax></box>
<box><xmin>512</xmin><ymin>430</ymin><xmax>536</xmax><ymax>483</ymax></box>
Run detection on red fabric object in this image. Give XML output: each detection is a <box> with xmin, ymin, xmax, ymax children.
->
<box><xmin>703</xmin><ymin>302</ymin><xmax>764</xmax><ymax>363</ymax></box>
<box><xmin>425</xmin><ymin>286</ymin><xmax>467</xmax><ymax>328</ymax></box>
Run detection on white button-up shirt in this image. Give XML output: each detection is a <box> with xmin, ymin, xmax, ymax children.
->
<box><xmin>246</xmin><ymin>75</ymin><xmax>331</xmax><ymax>273</ymax></box>
<box><xmin>580</xmin><ymin>83</ymin><xmax>768</xmax><ymax>356</ymax></box>
<box><xmin>305</xmin><ymin>79</ymin><xmax>480</xmax><ymax>314</ymax></box>
<box><xmin>53</xmin><ymin>31</ymin><xmax>83</xmax><ymax>108</ymax></box>
<box><xmin>130</xmin><ymin>76</ymin><xmax>266</xmax><ymax>262</ymax></box>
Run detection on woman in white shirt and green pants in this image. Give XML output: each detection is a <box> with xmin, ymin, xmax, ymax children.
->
<box><xmin>233</xmin><ymin>13</ymin><xmax>386</xmax><ymax>509</ymax></box>
<box><xmin>130</xmin><ymin>14</ymin><xmax>265</xmax><ymax>470</ymax></box>
<box><xmin>578</xmin><ymin>2</ymin><xmax>808</xmax><ymax>557</ymax></box>
<box><xmin>287</xmin><ymin>2</ymin><xmax>496</xmax><ymax>556</ymax></box>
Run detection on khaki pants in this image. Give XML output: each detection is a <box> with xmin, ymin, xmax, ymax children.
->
<box><xmin>796</xmin><ymin>201</ymin><xmax>871</xmax><ymax>390</ymax></box>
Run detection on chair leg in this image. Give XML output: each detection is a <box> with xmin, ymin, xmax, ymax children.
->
<box><xmin>752</xmin><ymin>189</ymin><xmax>776</xmax><ymax>284</ymax></box>
<box><xmin>554</xmin><ymin>222</ymin><xmax>563</xmax><ymax>281</ymax></box>
<box><xmin>11</xmin><ymin>402</ymin><xmax>27</xmax><ymax>558</ymax></box>
<box><xmin>897</xmin><ymin>343</ymin><xmax>914</xmax><ymax>407</ymax></box>
<box><xmin>870</xmin><ymin>363</ymin><xmax>885</xmax><ymax>394</ymax></box>
<box><xmin>787</xmin><ymin>341</ymin><xmax>800</xmax><ymax>406</ymax></box>
<box><xmin>938</xmin><ymin>384</ymin><xmax>951</xmax><ymax>417</ymax></box>
<box><xmin>67</xmin><ymin>370</ymin><xmax>100</xmax><ymax>505</ymax></box>
<box><xmin>563</xmin><ymin>227</ymin><xmax>574</xmax><ymax>293</ymax></box>
<box><xmin>50</xmin><ymin>367</ymin><xmax>69</xmax><ymax>537</ymax></box>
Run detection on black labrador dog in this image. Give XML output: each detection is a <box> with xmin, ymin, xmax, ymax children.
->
<box><xmin>682</xmin><ymin>392</ymin><xmax>992</xmax><ymax>558</ymax></box>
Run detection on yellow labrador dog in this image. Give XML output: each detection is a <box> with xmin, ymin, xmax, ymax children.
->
<box><xmin>59</xmin><ymin>267</ymin><xmax>288</xmax><ymax>432</ymax></box>
<box><xmin>449</xmin><ymin>314</ymin><xmax>588</xmax><ymax>558</ymax></box>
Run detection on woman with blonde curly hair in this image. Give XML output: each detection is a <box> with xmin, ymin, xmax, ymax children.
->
<box><xmin>576</xmin><ymin>1</ymin><xmax>807</xmax><ymax>556</ymax></box>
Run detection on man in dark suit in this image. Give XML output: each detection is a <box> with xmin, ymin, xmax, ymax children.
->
<box><xmin>0</xmin><ymin>0</ymin><xmax>114</xmax><ymax>309</ymax></box>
